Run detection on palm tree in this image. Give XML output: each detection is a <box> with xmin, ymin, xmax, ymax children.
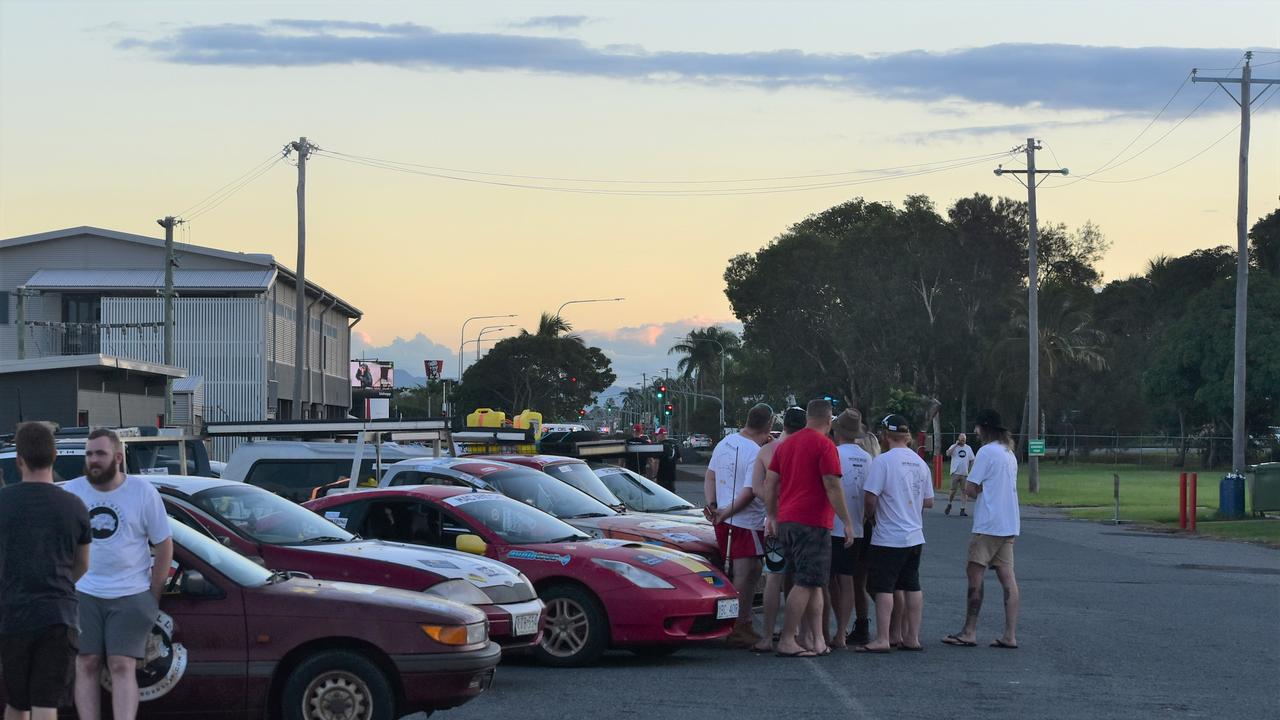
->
<box><xmin>533</xmin><ymin>312</ymin><xmax>575</xmax><ymax>340</ymax></box>
<box><xmin>668</xmin><ymin>326</ymin><xmax>741</xmax><ymax>394</ymax></box>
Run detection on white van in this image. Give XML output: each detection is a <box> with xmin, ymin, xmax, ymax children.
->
<box><xmin>220</xmin><ymin>441</ymin><xmax>433</xmax><ymax>502</ymax></box>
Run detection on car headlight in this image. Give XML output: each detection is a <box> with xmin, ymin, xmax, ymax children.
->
<box><xmin>421</xmin><ymin>622</ymin><xmax>487</xmax><ymax>646</ymax></box>
<box><xmin>423</xmin><ymin>579</ymin><xmax>491</xmax><ymax>604</ymax></box>
<box><xmin>591</xmin><ymin>558</ymin><xmax>673</xmax><ymax>589</ymax></box>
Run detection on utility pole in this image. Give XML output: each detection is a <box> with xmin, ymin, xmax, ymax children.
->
<box><xmin>1193</xmin><ymin>52</ymin><xmax>1279</xmax><ymax>475</ymax></box>
<box><xmin>156</xmin><ymin>215</ymin><xmax>183</xmax><ymax>425</ymax></box>
<box><xmin>995</xmin><ymin>139</ymin><xmax>1068</xmax><ymax>494</ymax></box>
<box><xmin>288</xmin><ymin>137</ymin><xmax>316</xmax><ymax>419</ymax></box>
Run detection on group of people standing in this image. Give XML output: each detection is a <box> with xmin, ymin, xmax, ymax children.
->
<box><xmin>705</xmin><ymin>399</ymin><xmax>1022</xmax><ymax>656</ymax></box>
<box><xmin>0</xmin><ymin>424</ymin><xmax>172</xmax><ymax>720</ymax></box>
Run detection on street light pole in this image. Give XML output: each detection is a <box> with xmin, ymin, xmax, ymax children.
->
<box><xmin>473</xmin><ymin>325</ymin><xmax>515</xmax><ymax>361</ymax></box>
<box><xmin>555</xmin><ymin>297</ymin><xmax>625</xmax><ymax>319</ymax></box>
<box><xmin>458</xmin><ymin>314</ymin><xmax>516</xmax><ymax>383</ymax></box>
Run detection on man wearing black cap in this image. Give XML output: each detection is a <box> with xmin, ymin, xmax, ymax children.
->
<box><xmin>858</xmin><ymin>414</ymin><xmax>933</xmax><ymax>653</ymax></box>
<box><xmin>943</xmin><ymin>409</ymin><xmax>1021</xmax><ymax>649</ymax></box>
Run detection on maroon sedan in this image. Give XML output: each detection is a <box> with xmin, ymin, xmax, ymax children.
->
<box><xmin>0</xmin><ymin>520</ymin><xmax>499</xmax><ymax>719</ymax></box>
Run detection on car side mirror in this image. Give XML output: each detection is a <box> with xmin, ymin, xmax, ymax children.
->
<box><xmin>180</xmin><ymin>570</ymin><xmax>222</xmax><ymax>598</ymax></box>
<box><xmin>455</xmin><ymin>534</ymin><xmax>487</xmax><ymax>556</ymax></box>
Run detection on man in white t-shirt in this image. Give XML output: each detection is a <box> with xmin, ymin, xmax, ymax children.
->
<box><xmin>64</xmin><ymin>429</ymin><xmax>173</xmax><ymax>720</ymax></box>
<box><xmin>943</xmin><ymin>410</ymin><xmax>1021</xmax><ymax>649</ymax></box>
<box><xmin>828</xmin><ymin>410</ymin><xmax>871</xmax><ymax>649</ymax></box>
<box><xmin>944</xmin><ymin>434</ymin><xmax>975</xmax><ymax>517</ymax></box>
<box><xmin>704</xmin><ymin>403</ymin><xmax>774</xmax><ymax>647</ymax></box>
<box><xmin>858</xmin><ymin>414</ymin><xmax>933</xmax><ymax>654</ymax></box>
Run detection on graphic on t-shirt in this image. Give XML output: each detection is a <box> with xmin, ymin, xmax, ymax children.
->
<box><xmin>87</xmin><ymin>504</ymin><xmax>122</xmax><ymax>541</ymax></box>
<box><xmin>957</xmin><ymin>449</ymin><xmax>968</xmax><ymax>458</ymax></box>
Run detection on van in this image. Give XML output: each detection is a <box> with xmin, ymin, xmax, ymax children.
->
<box><xmin>219</xmin><ymin>441</ymin><xmax>434</xmax><ymax>502</ymax></box>
<box><xmin>0</xmin><ymin>427</ymin><xmax>214</xmax><ymax>484</ymax></box>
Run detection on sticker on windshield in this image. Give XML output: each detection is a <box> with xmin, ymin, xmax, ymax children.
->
<box><xmin>444</xmin><ymin>493</ymin><xmax>494</xmax><ymax>507</ymax></box>
<box><xmin>586</xmin><ymin>539</ymin><xmax>633</xmax><ymax>549</ymax></box>
<box><xmin>595</xmin><ymin>467</ymin><xmax>625</xmax><ymax>475</ymax></box>
<box><xmin>664</xmin><ymin>532</ymin><xmax>703</xmax><ymax>544</ymax></box>
<box><xmin>507</xmin><ymin>549</ymin><xmax>571</xmax><ymax>566</ymax></box>
<box><xmin>638</xmin><ymin>521</ymin><xmax>685</xmax><ymax>530</ymax></box>
<box><xmin>555</xmin><ymin>466</ymin><xmax>574</xmax><ymax>474</ymax></box>
<box><xmin>102</xmin><ymin>611</ymin><xmax>186</xmax><ymax>702</ymax></box>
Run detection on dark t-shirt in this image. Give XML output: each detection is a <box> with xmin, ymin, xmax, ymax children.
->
<box><xmin>0</xmin><ymin>482</ymin><xmax>91</xmax><ymax>634</ymax></box>
<box><xmin>768</xmin><ymin>428</ymin><xmax>841</xmax><ymax>529</ymax></box>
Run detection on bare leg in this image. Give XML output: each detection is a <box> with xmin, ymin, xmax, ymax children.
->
<box><xmin>902</xmin><ymin>590</ymin><xmax>924</xmax><ymax>649</ymax></box>
<box><xmin>954</xmin><ymin>562</ymin><xmax>985</xmax><ymax>642</ymax></box>
<box><xmin>776</xmin><ymin>586</ymin><xmax>815</xmax><ymax>656</ymax></box>
<box><xmin>832</xmin><ymin>575</ymin><xmax>854</xmax><ymax>648</ymax></box>
<box><xmin>106</xmin><ymin>656</ymin><xmax>139</xmax><ymax>720</ymax></box>
<box><xmin>994</xmin><ymin>564</ymin><xmax>1020</xmax><ymax>647</ymax></box>
<box><xmin>863</xmin><ymin>592</ymin><xmax>894</xmax><ymax>651</ymax></box>
<box><xmin>5</xmin><ymin>706</ymin><xmax>30</xmax><ymax>720</ymax></box>
<box><xmin>74</xmin><ymin>655</ymin><xmax>103</xmax><ymax>720</ymax></box>
<box><xmin>753</xmin><ymin>573</ymin><xmax>785</xmax><ymax>652</ymax></box>
<box><xmin>804</xmin><ymin>589</ymin><xmax>827</xmax><ymax>654</ymax></box>
<box><xmin>732</xmin><ymin>557</ymin><xmax>762</xmax><ymax>632</ymax></box>
<box><xmin>821</xmin><ymin>585</ymin><xmax>834</xmax><ymax>646</ymax></box>
<box><xmin>889</xmin><ymin>590</ymin><xmax>905</xmax><ymax>646</ymax></box>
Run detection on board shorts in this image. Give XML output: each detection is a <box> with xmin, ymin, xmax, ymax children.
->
<box><xmin>950</xmin><ymin>473</ymin><xmax>969</xmax><ymax>490</ymax></box>
<box><xmin>715</xmin><ymin>523</ymin><xmax>765</xmax><ymax>561</ymax></box>
<box><xmin>968</xmin><ymin>534</ymin><xmax>1016</xmax><ymax>568</ymax></box>
<box><xmin>867</xmin><ymin>544</ymin><xmax>923</xmax><ymax>594</ymax></box>
<box><xmin>0</xmin><ymin>624</ymin><xmax>78</xmax><ymax>710</ymax></box>
<box><xmin>78</xmin><ymin>591</ymin><xmax>158</xmax><ymax>659</ymax></box>
<box><xmin>830</xmin><ymin>535</ymin><xmax>860</xmax><ymax>576</ymax></box>
<box><xmin>779</xmin><ymin>522</ymin><xmax>831</xmax><ymax>588</ymax></box>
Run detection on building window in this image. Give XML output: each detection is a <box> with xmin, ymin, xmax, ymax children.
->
<box><xmin>77</xmin><ymin>411</ymin><xmax>89</xmax><ymax>427</ymax></box>
<box><xmin>0</xmin><ymin>291</ymin><xmax>9</xmax><ymax>324</ymax></box>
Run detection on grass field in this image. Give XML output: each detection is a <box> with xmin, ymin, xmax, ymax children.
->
<box><xmin>1011</xmin><ymin>464</ymin><xmax>1280</xmax><ymax>545</ymax></box>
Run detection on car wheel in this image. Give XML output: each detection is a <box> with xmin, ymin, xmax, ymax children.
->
<box><xmin>535</xmin><ymin>583</ymin><xmax>609</xmax><ymax>667</ymax></box>
<box><xmin>281</xmin><ymin>650</ymin><xmax>395</xmax><ymax>720</ymax></box>
<box><xmin>628</xmin><ymin>645</ymin><xmax>680</xmax><ymax>658</ymax></box>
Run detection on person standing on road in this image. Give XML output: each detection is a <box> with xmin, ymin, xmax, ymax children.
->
<box><xmin>749</xmin><ymin>406</ymin><xmax>804</xmax><ymax>653</ymax></box>
<box><xmin>765</xmin><ymin>399</ymin><xmax>855</xmax><ymax>658</ymax></box>
<box><xmin>704</xmin><ymin>404</ymin><xmax>774</xmax><ymax>648</ymax></box>
<box><xmin>827</xmin><ymin>410</ymin><xmax>871</xmax><ymax>650</ymax></box>
<box><xmin>64</xmin><ymin>429</ymin><xmax>173</xmax><ymax>720</ymax></box>
<box><xmin>859</xmin><ymin>414</ymin><xmax>933</xmax><ymax>654</ymax></box>
<box><xmin>944</xmin><ymin>434</ymin><xmax>975</xmax><ymax>517</ymax></box>
<box><xmin>943</xmin><ymin>409</ymin><xmax>1021</xmax><ymax>650</ymax></box>
<box><xmin>0</xmin><ymin>422</ymin><xmax>92</xmax><ymax>720</ymax></box>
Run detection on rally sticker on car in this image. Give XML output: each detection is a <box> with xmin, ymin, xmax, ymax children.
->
<box><xmin>417</xmin><ymin>558</ymin><xmax>460</xmax><ymax>570</ymax></box>
<box><xmin>663</xmin><ymin>532</ymin><xmax>703</xmax><ymax>544</ymax></box>
<box><xmin>507</xmin><ymin>549</ymin><xmax>571</xmax><ymax>565</ymax></box>
<box><xmin>444</xmin><ymin>493</ymin><xmax>494</xmax><ymax>507</ymax></box>
<box><xmin>586</xmin><ymin>539</ymin><xmax>638</xmax><ymax>549</ymax></box>
<box><xmin>634</xmin><ymin>553</ymin><xmax>665</xmax><ymax>566</ymax></box>
<box><xmin>102</xmin><ymin>611</ymin><xmax>187</xmax><ymax>701</ymax></box>
<box><xmin>638</xmin><ymin>521</ymin><xmax>686</xmax><ymax>530</ymax></box>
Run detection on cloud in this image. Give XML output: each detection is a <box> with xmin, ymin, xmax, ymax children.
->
<box><xmin>117</xmin><ymin>20</ymin><xmax>1269</xmax><ymax>112</ymax></box>
<box><xmin>579</xmin><ymin>317</ymin><xmax>742</xmax><ymax>393</ymax></box>
<box><xmin>350</xmin><ymin>331</ymin><xmax>456</xmax><ymax>382</ymax></box>
<box><xmin>510</xmin><ymin>15</ymin><xmax>593</xmax><ymax>31</ymax></box>
<box><xmin>895</xmin><ymin>113</ymin><xmax>1146</xmax><ymax>143</ymax></box>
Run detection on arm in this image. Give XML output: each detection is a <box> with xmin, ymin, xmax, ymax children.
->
<box><xmin>964</xmin><ymin>481</ymin><xmax>982</xmax><ymax>499</ymax></box>
<box><xmin>822</xmin><ymin>474</ymin><xmax>856</xmax><ymax>547</ymax></box>
<box><xmin>702</xmin><ymin>468</ymin><xmax>717</xmax><ymax>521</ymax></box>
<box><xmin>864</xmin><ymin>492</ymin><xmax>879</xmax><ymax>525</ymax></box>
<box><xmin>716</xmin><ymin>486</ymin><xmax>758</xmax><ymax>523</ymax></box>
<box><xmin>72</xmin><ymin>542</ymin><xmax>90</xmax><ymax>582</ymax></box>
<box><xmin>150</xmin><ymin>537</ymin><xmax>174</xmax><ymax>601</ymax></box>
<box><xmin>945</xmin><ymin>443</ymin><xmax>956</xmax><ymax>458</ymax></box>
<box><xmin>763</xmin><ymin>469</ymin><xmax>780</xmax><ymax>536</ymax></box>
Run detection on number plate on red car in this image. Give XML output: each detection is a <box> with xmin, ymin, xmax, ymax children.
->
<box><xmin>716</xmin><ymin>598</ymin><xmax>739</xmax><ymax>620</ymax></box>
<box><xmin>514</xmin><ymin>612</ymin><xmax>540</xmax><ymax>636</ymax></box>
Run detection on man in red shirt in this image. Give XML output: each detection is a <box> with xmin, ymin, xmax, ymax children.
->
<box><xmin>764</xmin><ymin>399</ymin><xmax>855</xmax><ymax>657</ymax></box>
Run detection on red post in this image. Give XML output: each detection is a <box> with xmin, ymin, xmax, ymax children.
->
<box><xmin>1179</xmin><ymin>472</ymin><xmax>1188</xmax><ymax>529</ymax></box>
<box><xmin>916</xmin><ymin>431</ymin><xmax>927</xmax><ymax>460</ymax></box>
<box><xmin>933</xmin><ymin>454</ymin><xmax>943</xmax><ymax>490</ymax></box>
<box><xmin>1189</xmin><ymin>473</ymin><xmax>1197</xmax><ymax>533</ymax></box>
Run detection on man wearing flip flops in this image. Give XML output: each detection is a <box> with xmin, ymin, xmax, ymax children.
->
<box><xmin>942</xmin><ymin>409</ymin><xmax>1021</xmax><ymax>650</ymax></box>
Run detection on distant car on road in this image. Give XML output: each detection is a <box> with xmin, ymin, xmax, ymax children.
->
<box><xmin>305</xmin><ymin>485</ymin><xmax>738</xmax><ymax>666</ymax></box>
<box><xmin>684</xmin><ymin>434</ymin><xmax>713</xmax><ymax>449</ymax></box>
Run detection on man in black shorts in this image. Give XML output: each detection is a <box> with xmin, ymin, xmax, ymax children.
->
<box><xmin>0</xmin><ymin>422</ymin><xmax>92</xmax><ymax>720</ymax></box>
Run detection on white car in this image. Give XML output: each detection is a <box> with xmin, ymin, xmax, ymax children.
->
<box><xmin>684</xmin><ymin>434</ymin><xmax>713</xmax><ymax>449</ymax></box>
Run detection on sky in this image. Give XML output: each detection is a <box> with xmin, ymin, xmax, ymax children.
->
<box><xmin>2</xmin><ymin>0</ymin><xmax>1278</xmax><ymax>393</ymax></box>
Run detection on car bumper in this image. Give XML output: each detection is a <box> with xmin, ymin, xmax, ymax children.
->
<box><xmin>393</xmin><ymin>641</ymin><xmax>501</xmax><ymax>712</ymax></box>
<box><xmin>600</xmin><ymin>581</ymin><xmax>736</xmax><ymax>646</ymax></box>
<box><xmin>483</xmin><ymin>599</ymin><xmax>544</xmax><ymax>650</ymax></box>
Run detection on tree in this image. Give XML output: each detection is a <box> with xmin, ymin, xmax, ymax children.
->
<box><xmin>1250</xmin><ymin>208</ymin><xmax>1280</xmax><ymax>277</ymax></box>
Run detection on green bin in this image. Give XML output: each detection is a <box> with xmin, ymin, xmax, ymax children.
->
<box><xmin>1249</xmin><ymin>463</ymin><xmax>1280</xmax><ymax>515</ymax></box>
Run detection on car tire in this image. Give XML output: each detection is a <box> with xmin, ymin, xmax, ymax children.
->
<box><xmin>628</xmin><ymin>645</ymin><xmax>680</xmax><ymax>658</ymax></box>
<box><xmin>281</xmin><ymin>649</ymin><xmax>396</xmax><ymax>720</ymax></box>
<box><xmin>535</xmin><ymin>583</ymin><xmax>609</xmax><ymax>667</ymax></box>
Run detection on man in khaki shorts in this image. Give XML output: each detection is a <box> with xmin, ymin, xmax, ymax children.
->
<box><xmin>942</xmin><ymin>410</ymin><xmax>1020</xmax><ymax>650</ymax></box>
<box><xmin>943</xmin><ymin>434</ymin><xmax>974</xmax><ymax>517</ymax></box>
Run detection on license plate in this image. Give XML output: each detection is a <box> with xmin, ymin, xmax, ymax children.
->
<box><xmin>514</xmin><ymin>612</ymin><xmax>540</xmax><ymax>636</ymax></box>
<box><xmin>716</xmin><ymin>598</ymin><xmax>739</xmax><ymax>620</ymax></box>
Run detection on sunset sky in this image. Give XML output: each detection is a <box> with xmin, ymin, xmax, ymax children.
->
<box><xmin>2</xmin><ymin>1</ymin><xmax>1277</xmax><ymax>388</ymax></box>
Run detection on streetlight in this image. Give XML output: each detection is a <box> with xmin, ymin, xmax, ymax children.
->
<box><xmin>473</xmin><ymin>325</ymin><xmax>515</xmax><ymax>361</ymax></box>
<box><xmin>555</xmin><ymin>297</ymin><xmax>625</xmax><ymax>319</ymax></box>
<box><xmin>678</xmin><ymin>336</ymin><xmax>726</xmax><ymax>430</ymax></box>
<box><xmin>459</xmin><ymin>314</ymin><xmax>516</xmax><ymax>383</ymax></box>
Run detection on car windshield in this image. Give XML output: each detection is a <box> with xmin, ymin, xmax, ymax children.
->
<box><xmin>542</xmin><ymin>462</ymin><xmax>625</xmax><ymax>507</ymax></box>
<box><xmin>191</xmin><ymin>484</ymin><xmax>356</xmax><ymax>546</ymax></box>
<box><xmin>170</xmin><ymin>521</ymin><xmax>274</xmax><ymax>588</ymax></box>
<box><xmin>592</xmin><ymin>465</ymin><xmax>696</xmax><ymax>513</ymax></box>
<box><xmin>1</xmin><ymin>454</ymin><xmax>87</xmax><ymax>485</ymax></box>
<box><xmin>483</xmin><ymin>469</ymin><xmax>618</xmax><ymax>519</ymax></box>
<box><xmin>445</xmin><ymin>493</ymin><xmax>589</xmax><ymax>544</ymax></box>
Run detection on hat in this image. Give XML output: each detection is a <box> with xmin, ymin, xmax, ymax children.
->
<box><xmin>975</xmin><ymin>409</ymin><xmax>1006</xmax><ymax>432</ymax></box>
<box><xmin>763</xmin><ymin>535</ymin><xmax>786</xmax><ymax>573</ymax></box>
<box><xmin>782</xmin><ymin>406</ymin><xmax>807</xmax><ymax>432</ymax></box>
<box><xmin>832</xmin><ymin>409</ymin><xmax>863</xmax><ymax>439</ymax></box>
<box><xmin>880</xmin><ymin>414</ymin><xmax>911</xmax><ymax>433</ymax></box>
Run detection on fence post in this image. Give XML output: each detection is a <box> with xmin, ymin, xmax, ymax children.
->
<box><xmin>1189</xmin><ymin>473</ymin><xmax>1197</xmax><ymax>533</ymax></box>
<box><xmin>1113</xmin><ymin>473</ymin><xmax>1120</xmax><ymax>525</ymax></box>
<box><xmin>1179</xmin><ymin>472</ymin><xmax>1188</xmax><ymax>530</ymax></box>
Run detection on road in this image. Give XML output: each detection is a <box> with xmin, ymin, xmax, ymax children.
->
<box><xmin>443</xmin><ymin>473</ymin><xmax>1280</xmax><ymax>720</ymax></box>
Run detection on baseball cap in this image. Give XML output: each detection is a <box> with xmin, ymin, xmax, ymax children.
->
<box><xmin>763</xmin><ymin>535</ymin><xmax>786</xmax><ymax>573</ymax></box>
<box><xmin>975</xmin><ymin>409</ymin><xmax>1006</xmax><ymax>432</ymax></box>
<box><xmin>880</xmin><ymin>414</ymin><xmax>911</xmax><ymax>433</ymax></box>
<box><xmin>782</xmin><ymin>406</ymin><xmax>807</xmax><ymax>432</ymax></box>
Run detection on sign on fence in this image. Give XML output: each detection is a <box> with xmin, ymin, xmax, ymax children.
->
<box><xmin>1028</xmin><ymin>439</ymin><xmax>1046</xmax><ymax>457</ymax></box>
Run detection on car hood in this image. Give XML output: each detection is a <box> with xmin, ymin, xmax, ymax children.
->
<box><xmin>566</xmin><ymin>515</ymin><xmax>717</xmax><ymax>555</ymax></box>
<box><xmin>289</xmin><ymin>540</ymin><xmax>524</xmax><ymax>589</ymax></box>
<box><xmin>248</xmin><ymin>577</ymin><xmax>487</xmax><ymax>624</ymax></box>
<box><xmin>516</xmin><ymin>539</ymin><xmax>717</xmax><ymax>579</ymax></box>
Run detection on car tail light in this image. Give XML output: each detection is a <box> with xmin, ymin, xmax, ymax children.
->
<box><xmin>421</xmin><ymin>622</ymin><xmax>487</xmax><ymax>646</ymax></box>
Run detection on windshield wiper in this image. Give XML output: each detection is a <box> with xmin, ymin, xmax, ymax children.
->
<box><xmin>297</xmin><ymin>536</ymin><xmax>349</xmax><ymax>545</ymax></box>
<box><xmin>567</xmin><ymin>512</ymin><xmax>610</xmax><ymax>519</ymax></box>
<box><xmin>657</xmin><ymin>504</ymin><xmax>695</xmax><ymax>513</ymax></box>
<box><xmin>548</xmin><ymin>534</ymin><xmax>589</xmax><ymax>543</ymax></box>
<box><xmin>267</xmin><ymin>569</ymin><xmax>291</xmax><ymax>584</ymax></box>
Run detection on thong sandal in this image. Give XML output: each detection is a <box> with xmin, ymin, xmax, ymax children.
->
<box><xmin>990</xmin><ymin>639</ymin><xmax>1019</xmax><ymax>649</ymax></box>
<box><xmin>775</xmin><ymin>649</ymin><xmax>817</xmax><ymax>658</ymax></box>
<box><xmin>853</xmin><ymin>645</ymin><xmax>891</xmax><ymax>654</ymax></box>
<box><xmin>942</xmin><ymin>634</ymin><xmax>977</xmax><ymax>647</ymax></box>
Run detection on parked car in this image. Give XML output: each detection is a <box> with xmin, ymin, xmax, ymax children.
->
<box><xmin>684</xmin><ymin>434</ymin><xmax>713</xmax><ymax>449</ymax></box>
<box><xmin>471</xmin><ymin>454</ymin><xmax>628</xmax><ymax>511</ymax></box>
<box><xmin>153</xmin><ymin>475</ymin><xmax>544</xmax><ymax>649</ymax></box>
<box><xmin>0</xmin><ymin>428</ymin><xmax>215</xmax><ymax>484</ymax></box>
<box><xmin>589</xmin><ymin>463</ymin><xmax>707</xmax><ymax>522</ymax></box>
<box><xmin>219</xmin><ymin>441</ymin><xmax>433</xmax><ymax>502</ymax></box>
<box><xmin>370</xmin><ymin>458</ymin><xmax>724</xmax><ymax>566</ymax></box>
<box><xmin>305</xmin><ymin>485</ymin><xmax>738</xmax><ymax>666</ymax></box>
<box><xmin>0</xmin><ymin>520</ymin><xmax>499</xmax><ymax>719</ymax></box>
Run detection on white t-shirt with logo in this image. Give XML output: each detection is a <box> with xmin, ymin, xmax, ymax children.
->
<box><xmin>949</xmin><ymin>443</ymin><xmax>973</xmax><ymax>476</ymax></box>
<box><xmin>832</xmin><ymin>443</ymin><xmax>871</xmax><ymax>539</ymax></box>
<box><xmin>64</xmin><ymin>476</ymin><xmax>172</xmax><ymax>599</ymax></box>
<box><xmin>709</xmin><ymin>433</ymin><xmax>764</xmax><ymax>530</ymax></box>
<box><xmin>863</xmin><ymin>447</ymin><xmax>933</xmax><ymax>548</ymax></box>
<box><xmin>968</xmin><ymin>443</ymin><xmax>1020</xmax><ymax>537</ymax></box>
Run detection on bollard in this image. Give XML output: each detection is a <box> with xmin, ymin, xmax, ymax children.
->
<box><xmin>933</xmin><ymin>454</ymin><xmax>943</xmax><ymax>490</ymax></box>
<box><xmin>1179</xmin><ymin>472</ymin><xmax>1188</xmax><ymax>529</ymax></box>
<box><xmin>1182</xmin><ymin>471</ymin><xmax>1192</xmax><ymax>532</ymax></box>
<box><xmin>1113</xmin><ymin>473</ymin><xmax>1120</xmax><ymax>525</ymax></box>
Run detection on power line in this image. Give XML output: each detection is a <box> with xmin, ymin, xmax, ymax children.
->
<box><xmin>178</xmin><ymin>150</ymin><xmax>285</xmax><ymax>217</ymax></box>
<box><xmin>184</xmin><ymin>155</ymin><xmax>286</xmax><ymax>221</ymax></box>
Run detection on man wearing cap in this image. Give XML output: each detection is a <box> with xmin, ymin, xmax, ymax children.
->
<box><xmin>859</xmin><ymin>414</ymin><xmax>933</xmax><ymax>653</ymax></box>
<box><xmin>943</xmin><ymin>434</ymin><xmax>975</xmax><ymax>517</ymax></box>
<box><xmin>748</xmin><ymin>406</ymin><xmax>804</xmax><ymax>653</ymax></box>
<box><xmin>943</xmin><ymin>410</ymin><xmax>1021</xmax><ymax>649</ymax></box>
<box><xmin>828</xmin><ymin>410</ymin><xmax>872</xmax><ymax>649</ymax></box>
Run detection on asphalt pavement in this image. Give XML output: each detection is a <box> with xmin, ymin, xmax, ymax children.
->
<box><xmin>443</xmin><ymin>470</ymin><xmax>1280</xmax><ymax>720</ymax></box>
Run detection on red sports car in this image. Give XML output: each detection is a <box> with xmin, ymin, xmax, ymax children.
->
<box><xmin>153</xmin><ymin>476</ymin><xmax>544</xmax><ymax>649</ymax></box>
<box><xmin>306</xmin><ymin>485</ymin><xmax>738</xmax><ymax>666</ymax></box>
<box><xmin>375</xmin><ymin>457</ymin><xmax>723</xmax><ymax>566</ymax></box>
<box><xmin>0</xmin><ymin>520</ymin><xmax>499</xmax><ymax>718</ymax></box>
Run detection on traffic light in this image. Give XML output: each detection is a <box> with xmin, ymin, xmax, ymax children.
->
<box><xmin>664</xmin><ymin>403</ymin><xmax>673</xmax><ymax>416</ymax></box>
<box><xmin>656</xmin><ymin>384</ymin><xmax>667</xmax><ymax>400</ymax></box>
<box><xmin>578</xmin><ymin>408</ymin><xmax>586</xmax><ymax>417</ymax></box>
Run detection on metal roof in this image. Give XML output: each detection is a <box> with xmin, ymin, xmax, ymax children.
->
<box><xmin>173</xmin><ymin>375</ymin><xmax>204</xmax><ymax>392</ymax></box>
<box><xmin>0</xmin><ymin>227</ymin><xmax>274</xmax><ymax>266</ymax></box>
<box><xmin>0</xmin><ymin>354</ymin><xmax>186</xmax><ymax>378</ymax></box>
<box><xmin>23</xmin><ymin>269</ymin><xmax>277</xmax><ymax>291</ymax></box>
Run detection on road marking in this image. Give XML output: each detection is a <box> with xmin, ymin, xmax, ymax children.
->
<box><xmin>807</xmin><ymin>657</ymin><xmax>877</xmax><ymax>720</ymax></box>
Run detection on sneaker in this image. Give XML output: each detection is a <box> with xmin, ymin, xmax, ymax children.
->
<box><xmin>846</xmin><ymin>619</ymin><xmax>870</xmax><ymax>646</ymax></box>
<box><xmin>944</xmin><ymin>504</ymin><xmax>952</xmax><ymax>516</ymax></box>
<box><xmin>959</xmin><ymin>508</ymin><xmax>967</xmax><ymax>517</ymax></box>
<box><xmin>725</xmin><ymin>624</ymin><xmax>761</xmax><ymax>648</ymax></box>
